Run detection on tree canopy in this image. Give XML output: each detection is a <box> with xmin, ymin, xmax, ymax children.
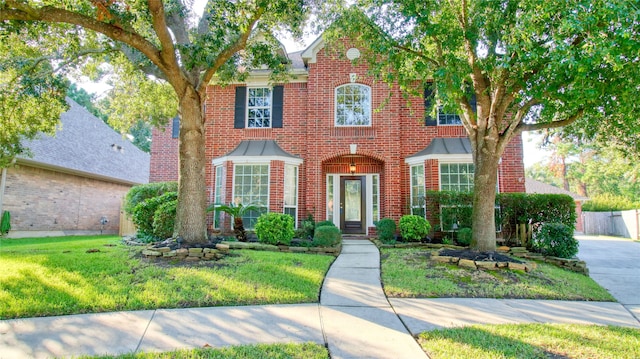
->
<box><xmin>0</xmin><ymin>0</ymin><xmax>312</xmax><ymax>244</ymax></box>
<box><xmin>326</xmin><ymin>0</ymin><xmax>639</xmax><ymax>250</ymax></box>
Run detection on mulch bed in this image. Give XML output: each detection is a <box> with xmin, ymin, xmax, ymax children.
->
<box><xmin>439</xmin><ymin>249</ymin><xmax>523</xmax><ymax>264</ymax></box>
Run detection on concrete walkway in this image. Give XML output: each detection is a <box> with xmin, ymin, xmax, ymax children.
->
<box><xmin>2</xmin><ymin>238</ymin><xmax>640</xmax><ymax>359</ymax></box>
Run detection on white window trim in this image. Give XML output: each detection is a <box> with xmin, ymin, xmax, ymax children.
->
<box><xmin>410</xmin><ymin>164</ymin><xmax>426</xmax><ymax>216</ymax></box>
<box><xmin>334</xmin><ymin>84</ymin><xmax>372</xmax><ymax>127</ymax></box>
<box><xmin>246</xmin><ymin>86</ymin><xmax>273</xmax><ymax>129</ymax></box>
<box><xmin>284</xmin><ymin>164</ymin><xmax>299</xmax><ymax>227</ymax></box>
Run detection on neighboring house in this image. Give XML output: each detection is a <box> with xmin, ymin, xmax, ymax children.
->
<box><xmin>0</xmin><ymin>98</ymin><xmax>150</xmax><ymax>238</ymax></box>
<box><xmin>150</xmin><ymin>37</ymin><xmax>526</xmax><ymax>235</ymax></box>
<box><xmin>525</xmin><ymin>177</ymin><xmax>589</xmax><ymax>232</ymax></box>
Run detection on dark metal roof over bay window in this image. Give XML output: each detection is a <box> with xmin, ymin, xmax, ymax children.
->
<box><xmin>211</xmin><ymin>140</ymin><xmax>303</xmax><ymax>166</ymax></box>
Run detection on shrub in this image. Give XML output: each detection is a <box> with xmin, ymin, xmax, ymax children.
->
<box><xmin>131</xmin><ymin>192</ymin><xmax>177</xmax><ymax>237</ymax></box>
<box><xmin>532</xmin><ymin>222</ymin><xmax>579</xmax><ymax>259</ymax></box>
<box><xmin>457</xmin><ymin>227</ymin><xmax>473</xmax><ymax>246</ymax></box>
<box><xmin>295</xmin><ymin>213</ymin><xmax>315</xmax><ymax>239</ymax></box>
<box><xmin>374</xmin><ymin>218</ymin><xmax>396</xmax><ymax>244</ymax></box>
<box><xmin>399</xmin><ymin>215</ymin><xmax>431</xmax><ymax>242</ymax></box>
<box><xmin>254</xmin><ymin>212</ymin><xmax>295</xmax><ymax>245</ymax></box>
<box><xmin>315</xmin><ymin>220</ymin><xmax>336</xmax><ymax>228</ymax></box>
<box><xmin>152</xmin><ymin>200</ymin><xmax>177</xmax><ymax>239</ymax></box>
<box><xmin>313</xmin><ymin>225</ymin><xmax>341</xmax><ymax>247</ymax></box>
<box><xmin>1</xmin><ymin>211</ymin><xmax>10</xmax><ymax>235</ymax></box>
<box><xmin>124</xmin><ymin>181</ymin><xmax>177</xmax><ymax>215</ymax></box>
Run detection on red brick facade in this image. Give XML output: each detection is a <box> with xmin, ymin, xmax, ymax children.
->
<box><xmin>150</xmin><ymin>40</ymin><xmax>525</xmax><ymax>234</ymax></box>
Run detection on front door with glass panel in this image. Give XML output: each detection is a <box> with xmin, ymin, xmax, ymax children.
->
<box><xmin>340</xmin><ymin>176</ymin><xmax>365</xmax><ymax>234</ymax></box>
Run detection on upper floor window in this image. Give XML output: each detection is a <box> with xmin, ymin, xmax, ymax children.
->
<box><xmin>247</xmin><ymin>87</ymin><xmax>272</xmax><ymax>128</ymax></box>
<box><xmin>438</xmin><ymin>108</ymin><xmax>462</xmax><ymax>126</ymax></box>
<box><xmin>234</xmin><ymin>86</ymin><xmax>283</xmax><ymax>129</ymax></box>
<box><xmin>335</xmin><ymin>84</ymin><xmax>371</xmax><ymax>126</ymax></box>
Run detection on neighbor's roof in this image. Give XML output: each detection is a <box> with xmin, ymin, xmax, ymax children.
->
<box><xmin>525</xmin><ymin>178</ymin><xmax>589</xmax><ymax>201</ymax></box>
<box><xmin>212</xmin><ymin>140</ymin><xmax>302</xmax><ymax>166</ymax></box>
<box><xmin>17</xmin><ymin>98</ymin><xmax>150</xmax><ymax>185</ymax></box>
<box><xmin>405</xmin><ymin>138</ymin><xmax>472</xmax><ymax>164</ymax></box>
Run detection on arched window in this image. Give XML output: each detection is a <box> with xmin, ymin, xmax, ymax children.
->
<box><xmin>335</xmin><ymin>84</ymin><xmax>371</xmax><ymax>126</ymax></box>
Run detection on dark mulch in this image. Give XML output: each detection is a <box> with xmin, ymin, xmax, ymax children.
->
<box><xmin>439</xmin><ymin>249</ymin><xmax>523</xmax><ymax>264</ymax></box>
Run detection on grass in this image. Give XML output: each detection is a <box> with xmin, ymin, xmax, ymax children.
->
<box><xmin>419</xmin><ymin>323</ymin><xmax>640</xmax><ymax>359</ymax></box>
<box><xmin>381</xmin><ymin>248</ymin><xmax>614</xmax><ymax>301</ymax></box>
<box><xmin>86</xmin><ymin>343</ymin><xmax>328</xmax><ymax>359</ymax></box>
<box><xmin>0</xmin><ymin>235</ymin><xmax>335</xmax><ymax>319</ymax></box>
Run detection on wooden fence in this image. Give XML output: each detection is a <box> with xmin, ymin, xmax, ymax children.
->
<box><xmin>583</xmin><ymin>209</ymin><xmax>640</xmax><ymax>240</ymax></box>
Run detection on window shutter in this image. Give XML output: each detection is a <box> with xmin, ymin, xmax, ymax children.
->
<box><xmin>424</xmin><ymin>83</ymin><xmax>437</xmax><ymax>126</ymax></box>
<box><xmin>234</xmin><ymin>86</ymin><xmax>246</xmax><ymax>129</ymax></box>
<box><xmin>272</xmin><ymin>85</ymin><xmax>284</xmax><ymax>128</ymax></box>
<box><xmin>171</xmin><ymin>116</ymin><xmax>179</xmax><ymax>138</ymax></box>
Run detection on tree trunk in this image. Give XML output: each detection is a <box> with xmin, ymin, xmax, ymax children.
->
<box><xmin>174</xmin><ymin>87</ymin><xmax>208</xmax><ymax>244</ymax></box>
<box><xmin>471</xmin><ymin>151</ymin><xmax>500</xmax><ymax>252</ymax></box>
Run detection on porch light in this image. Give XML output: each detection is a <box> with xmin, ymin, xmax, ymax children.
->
<box><xmin>349</xmin><ymin>161</ymin><xmax>356</xmax><ymax>174</ymax></box>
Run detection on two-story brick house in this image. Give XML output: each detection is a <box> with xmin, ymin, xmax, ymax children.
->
<box><xmin>150</xmin><ymin>37</ymin><xmax>526</xmax><ymax>235</ymax></box>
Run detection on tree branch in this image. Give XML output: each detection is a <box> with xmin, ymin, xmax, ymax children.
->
<box><xmin>147</xmin><ymin>1</ymin><xmax>180</xmax><ymax>73</ymax></box>
<box><xmin>517</xmin><ymin>109</ymin><xmax>584</xmax><ymax>133</ymax></box>
<box><xmin>0</xmin><ymin>1</ymin><xmax>167</xmax><ymax>75</ymax></box>
<box><xmin>197</xmin><ymin>9</ymin><xmax>263</xmax><ymax>94</ymax></box>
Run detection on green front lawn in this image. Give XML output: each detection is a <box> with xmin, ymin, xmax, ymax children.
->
<box><xmin>87</xmin><ymin>343</ymin><xmax>329</xmax><ymax>359</ymax></box>
<box><xmin>419</xmin><ymin>324</ymin><xmax>640</xmax><ymax>359</ymax></box>
<box><xmin>381</xmin><ymin>248</ymin><xmax>614</xmax><ymax>301</ymax></box>
<box><xmin>0</xmin><ymin>236</ymin><xmax>334</xmax><ymax>319</ymax></box>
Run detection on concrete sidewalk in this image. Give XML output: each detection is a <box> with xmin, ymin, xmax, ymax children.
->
<box><xmin>2</xmin><ymin>238</ymin><xmax>640</xmax><ymax>359</ymax></box>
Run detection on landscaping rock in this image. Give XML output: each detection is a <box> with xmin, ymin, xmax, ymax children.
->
<box><xmin>509</xmin><ymin>262</ymin><xmax>527</xmax><ymax>271</ymax></box>
<box><xmin>215</xmin><ymin>243</ymin><xmax>230</xmax><ymax>251</ymax></box>
<box><xmin>142</xmin><ymin>249</ymin><xmax>161</xmax><ymax>257</ymax></box>
<box><xmin>475</xmin><ymin>261</ymin><xmax>498</xmax><ymax>270</ymax></box>
<box><xmin>458</xmin><ymin>259</ymin><xmax>477</xmax><ymax>269</ymax></box>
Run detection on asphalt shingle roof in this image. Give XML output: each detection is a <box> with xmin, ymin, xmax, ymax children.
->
<box><xmin>18</xmin><ymin>98</ymin><xmax>150</xmax><ymax>185</ymax></box>
<box><xmin>525</xmin><ymin>178</ymin><xmax>589</xmax><ymax>201</ymax></box>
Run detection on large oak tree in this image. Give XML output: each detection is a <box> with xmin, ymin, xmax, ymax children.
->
<box><xmin>0</xmin><ymin>0</ymin><xmax>310</xmax><ymax>244</ymax></box>
<box><xmin>330</xmin><ymin>0</ymin><xmax>639</xmax><ymax>250</ymax></box>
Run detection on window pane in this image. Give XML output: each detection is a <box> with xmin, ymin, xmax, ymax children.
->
<box><xmin>247</xmin><ymin>87</ymin><xmax>272</xmax><ymax>128</ymax></box>
<box><xmin>335</xmin><ymin>84</ymin><xmax>371</xmax><ymax>126</ymax></box>
<box><xmin>233</xmin><ymin>164</ymin><xmax>269</xmax><ymax>228</ymax></box>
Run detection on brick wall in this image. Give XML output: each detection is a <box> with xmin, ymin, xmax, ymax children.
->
<box><xmin>3</xmin><ymin>164</ymin><xmax>131</xmax><ymax>236</ymax></box>
<box><xmin>149</xmin><ymin>124</ymin><xmax>179</xmax><ymax>182</ymax></box>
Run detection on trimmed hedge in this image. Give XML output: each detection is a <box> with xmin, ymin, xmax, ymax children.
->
<box><xmin>313</xmin><ymin>225</ymin><xmax>341</xmax><ymax>247</ymax></box>
<box><xmin>374</xmin><ymin>218</ymin><xmax>397</xmax><ymax>244</ymax></box>
<box><xmin>424</xmin><ymin>191</ymin><xmax>577</xmax><ymax>241</ymax></box>
<box><xmin>399</xmin><ymin>215</ymin><xmax>431</xmax><ymax>242</ymax></box>
<box><xmin>124</xmin><ymin>182</ymin><xmax>177</xmax><ymax>215</ymax></box>
<box><xmin>131</xmin><ymin>191</ymin><xmax>177</xmax><ymax>237</ymax></box>
<box><xmin>152</xmin><ymin>200</ymin><xmax>177</xmax><ymax>239</ymax></box>
<box><xmin>255</xmin><ymin>212</ymin><xmax>295</xmax><ymax>245</ymax></box>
